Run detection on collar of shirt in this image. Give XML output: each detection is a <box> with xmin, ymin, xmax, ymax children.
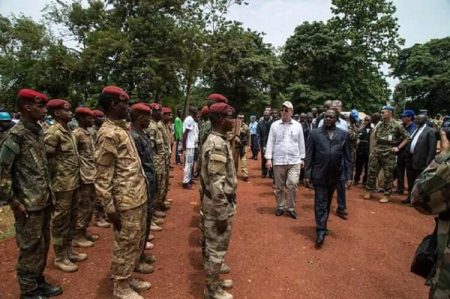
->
<box><xmin>106</xmin><ymin>118</ymin><xmax>128</xmax><ymax>130</ymax></box>
<box><xmin>211</xmin><ymin>131</ymin><xmax>227</xmax><ymax>140</ymax></box>
<box><xmin>22</xmin><ymin>120</ymin><xmax>43</xmax><ymax>135</ymax></box>
<box><xmin>54</xmin><ymin>122</ymin><xmax>70</xmax><ymax>134</ymax></box>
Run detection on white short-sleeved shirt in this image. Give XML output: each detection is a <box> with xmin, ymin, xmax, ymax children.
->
<box><xmin>183</xmin><ymin>116</ymin><xmax>198</xmax><ymax>149</ymax></box>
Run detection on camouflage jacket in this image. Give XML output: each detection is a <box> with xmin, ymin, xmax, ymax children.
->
<box><xmin>94</xmin><ymin>119</ymin><xmax>148</xmax><ymax>213</ymax></box>
<box><xmin>198</xmin><ymin>120</ymin><xmax>212</xmax><ymax>148</ymax></box>
<box><xmin>73</xmin><ymin>127</ymin><xmax>95</xmax><ymax>184</ymax></box>
<box><xmin>349</xmin><ymin>123</ymin><xmax>359</xmax><ymax>149</ymax></box>
<box><xmin>147</xmin><ymin>119</ymin><xmax>168</xmax><ymax>170</ymax></box>
<box><xmin>373</xmin><ymin>120</ymin><xmax>410</xmax><ymax>154</ymax></box>
<box><xmin>44</xmin><ymin>122</ymin><xmax>80</xmax><ymax>192</ymax></box>
<box><xmin>0</xmin><ymin>121</ymin><xmax>52</xmax><ymax>211</ymax></box>
<box><xmin>200</xmin><ymin>131</ymin><xmax>237</xmax><ymax>221</ymax></box>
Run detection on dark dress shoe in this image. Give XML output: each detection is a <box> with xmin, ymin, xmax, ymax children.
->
<box><xmin>261</xmin><ymin>174</ymin><xmax>267</xmax><ymax>178</ymax></box>
<box><xmin>38</xmin><ymin>281</ymin><xmax>63</xmax><ymax>297</ymax></box>
<box><xmin>21</xmin><ymin>289</ymin><xmax>48</xmax><ymax>299</ymax></box>
<box><xmin>401</xmin><ymin>198</ymin><xmax>411</xmax><ymax>204</ymax></box>
<box><xmin>275</xmin><ymin>209</ymin><xmax>284</xmax><ymax>216</ymax></box>
<box><xmin>336</xmin><ymin>209</ymin><xmax>348</xmax><ymax>220</ymax></box>
<box><xmin>315</xmin><ymin>233</ymin><xmax>325</xmax><ymax>248</ymax></box>
<box><xmin>288</xmin><ymin>211</ymin><xmax>298</xmax><ymax>219</ymax></box>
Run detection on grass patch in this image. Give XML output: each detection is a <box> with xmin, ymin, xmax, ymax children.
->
<box><xmin>0</xmin><ymin>205</ymin><xmax>16</xmax><ymax>241</ymax></box>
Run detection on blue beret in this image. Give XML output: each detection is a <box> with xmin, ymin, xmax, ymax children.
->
<box><xmin>382</xmin><ymin>105</ymin><xmax>394</xmax><ymax>112</ymax></box>
<box><xmin>350</xmin><ymin>109</ymin><xmax>360</xmax><ymax>122</ymax></box>
<box><xmin>401</xmin><ymin>109</ymin><xmax>415</xmax><ymax>118</ymax></box>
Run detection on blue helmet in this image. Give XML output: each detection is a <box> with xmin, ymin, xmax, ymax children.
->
<box><xmin>350</xmin><ymin>109</ymin><xmax>360</xmax><ymax>122</ymax></box>
<box><xmin>0</xmin><ymin>111</ymin><xmax>12</xmax><ymax>121</ymax></box>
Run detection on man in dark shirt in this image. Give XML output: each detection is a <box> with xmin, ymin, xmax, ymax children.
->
<box><xmin>257</xmin><ymin>110</ymin><xmax>272</xmax><ymax>178</ymax></box>
<box><xmin>354</xmin><ymin>116</ymin><xmax>372</xmax><ymax>184</ymax></box>
<box><xmin>396</xmin><ymin>109</ymin><xmax>417</xmax><ymax>194</ymax></box>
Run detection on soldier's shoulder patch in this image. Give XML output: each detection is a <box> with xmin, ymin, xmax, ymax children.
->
<box><xmin>2</xmin><ymin>137</ymin><xmax>20</xmax><ymax>154</ymax></box>
<box><xmin>210</xmin><ymin>153</ymin><xmax>227</xmax><ymax>163</ymax></box>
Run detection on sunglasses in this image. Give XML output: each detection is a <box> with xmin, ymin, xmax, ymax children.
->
<box><xmin>281</xmin><ymin>108</ymin><xmax>290</xmax><ymax>113</ymax></box>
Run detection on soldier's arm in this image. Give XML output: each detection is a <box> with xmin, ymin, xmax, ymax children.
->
<box><xmin>44</xmin><ymin>129</ymin><xmax>59</xmax><ymax>157</ymax></box>
<box><xmin>94</xmin><ymin>133</ymin><xmax>117</xmax><ymax>214</ymax></box>
<box><xmin>0</xmin><ymin>136</ymin><xmax>22</xmax><ymax>209</ymax></box>
<box><xmin>207</xmin><ymin>148</ymin><xmax>230</xmax><ymax>221</ymax></box>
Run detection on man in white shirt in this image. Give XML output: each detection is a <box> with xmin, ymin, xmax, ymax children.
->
<box><xmin>265</xmin><ymin>101</ymin><xmax>306</xmax><ymax>219</ymax></box>
<box><xmin>182</xmin><ymin>106</ymin><xmax>199</xmax><ymax>189</ymax></box>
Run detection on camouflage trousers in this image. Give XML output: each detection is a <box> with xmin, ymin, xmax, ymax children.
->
<box><xmin>429</xmin><ymin>219</ymin><xmax>450</xmax><ymax>299</ymax></box>
<box><xmin>51</xmin><ymin>189</ymin><xmax>79</xmax><ymax>249</ymax></box>
<box><xmin>366</xmin><ymin>151</ymin><xmax>396</xmax><ymax>195</ymax></box>
<box><xmin>163</xmin><ymin>161</ymin><xmax>170</xmax><ymax>200</ymax></box>
<box><xmin>203</xmin><ymin>215</ymin><xmax>234</xmax><ymax>292</ymax></box>
<box><xmin>111</xmin><ymin>204</ymin><xmax>147</xmax><ymax>281</ymax></box>
<box><xmin>75</xmin><ymin>183</ymin><xmax>94</xmax><ymax>236</ymax></box>
<box><xmin>233</xmin><ymin>147</ymin><xmax>248</xmax><ymax>178</ymax></box>
<box><xmin>14</xmin><ymin>206</ymin><xmax>51</xmax><ymax>294</ymax></box>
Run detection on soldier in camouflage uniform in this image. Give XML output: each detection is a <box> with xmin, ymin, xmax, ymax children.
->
<box><xmin>411</xmin><ymin>128</ymin><xmax>450</xmax><ymax>299</ymax></box>
<box><xmin>95</xmin><ymin>86</ymin><xmax>150</xmax><ymax>299</ymax></box>
<box><xmin>44</xmin><ymin>99</ymin><xmax>85</xmax><ymax>273</ymax></box>
<box><xmin>200</xmin><ymin>102</ymin><xmax>237</xmax><ymax>299</ymax></box>
<box><xmin>0</xmin><ymin>89</ymin><xmax>63</xmax><ymax>298</ymax></box>
<box><xmin>364</xmin><ymin>105</ymin><xmax>410</xmax><ymax>203</ymax></box>
<box><xmin>348</xmin><ymin>110</ymin><xmax>360</xmax><ymax>175</ymax></box>
<box><xmin>233</xmin><ymin>114</ymin><xmax>249</xmax><ymax>181</ymax></box>
<box><xmin>72</xmin><ymin>107</ymin><xmax>98</xmax><ymax>248</ymax></box>
<box><xmin>162</xmin><ymin>107</ymin><xmax>173</xmax><ymax>206</ymax></box>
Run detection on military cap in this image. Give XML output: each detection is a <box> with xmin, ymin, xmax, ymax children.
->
<box><xmin>47</xmin><ymin>99</ymin><xmax>71</xmax><ymax>110</ymax></box>
<box><xmin>381</xmin><ymin>105</ymin><xmax>394</xmax><ymax>112</ymax></box>
<box><xmin>209</xmin><ymin>102</ymin><xmax>235</xmax><ymax>115</ymax></box>
<box><xmin>102</xmin><ymin>86</ymin><xmax>129</xmax><ymax>101</ymax></box>
<box><xmin>150</xmin><ymin>103</ymin><xmax>162</xmax><ymax>111</ymax></box>
<box><xmin>207</xmin><ymin>93</ymin><xmax>228</xmax><ymax>103</ymax></box>
<box><xmin>350</xmin><ymin>109</ymin><xmax>360</xmax><ymax>122</ymax></box>
<box><xmin>92</xmin><ymin>109</ymin><xmax>105</xmax><ymax>118</ymax></box>
<box><xmin>75</xmin><ymin>107</ymin><xmax>94</xmax><ymax>117</ymax></box>
<box><xmin>131</xmin><ymin>103</ymin><xmax>152</xmax><ymax>113</ymax></box>
<box><xmin>401</xmin><ymin>109</ymin><xmax>415</xmax><ymax>118</ymax></box>
<box><xmin>162</xmin><ymin>107</ymin><xmax>172</xmax><ymax>114</ymax></box>
<box><xmin>18</xmin><ymin>89</ymin><xmax>48</xmax><ymax>103</ymax></box>
<box><xmin>200</xmin><ymin>106</ymin><xmax>209</xmax><ymax>116</ymax></box>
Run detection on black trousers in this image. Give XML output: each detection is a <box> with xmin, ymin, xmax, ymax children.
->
<box><xmin>336</xmin><ymin>179</ymin><xmax>346</xmax><ymax>211</ymax></box>
<box><xmin>396</xmin><ymin>151</ymin><xmax>407</xmax><ymax>192</ymax></box>
<box><xmin>354</xmin><ymin>153</ymin><xmax>369</xmax><ymax>184</ymax></box>
<box><xmin>314</xmin><ymin>184</ymin><xmax>337</xmax><ymax>234</ymax></box>
<box><xmin>250</xmin><ymin>135</ymin><xmax>259</xmax><ymax>158</ymax></box>
<box><xmin>406</xmin><ymin>166</ymin><xmax>424</xmax><ymax>199</ymax></box>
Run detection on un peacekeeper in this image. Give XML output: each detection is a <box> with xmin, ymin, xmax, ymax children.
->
<box><xmin>147</xmin><ymin>103</ymin><xmax>168</xmax><ymax>223</ymax></box>
<box><xmin>44</xmin><ymin>99</ymin><xmax>85</xmax><ymax>273</ymax></box>
<box><xmin>0</xmin><ymin>111</ymin><xmax>14</xmax><ymax>142</ymax></box>
<box><xmin>0</xmin><ymin>89</ymin><xmax>63</xmax><ymax>299</ymax></box>
<box><xmin>94</xmin><ymin>86</ymin><xmax>150</xmax><ymax>299</ymax></box>
<box><xmin>129</xmin><ymin>103</ymin><xmax>158</xmax><ymax>270</ymax></box>
<box><xmin>364</xmin><ymin>105</ymin><xmax>410</xmax><ymax>203</ymax></box>
<box><xmin>411</xmin><ymin>128</ymin><xmax>450</xmax><ymax>299</ymax></box>
<box><xmin>72</xmin><ymin>107</ymin><xmax>98</xmax><ymax>248</ymax></box>
<box><xmin>200</xmin><ymin>102</ymin><xmax>237</xmax><ymax>299</ymax></box>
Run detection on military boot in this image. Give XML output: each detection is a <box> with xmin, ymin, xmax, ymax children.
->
<box><xmin>54</xmin><ymin>246</ymin><xmax>78</xmax><ymax>273</ymax></box>
<box><xmin>153</xmin><ymin>210</ymin><xmax>166</xmax><ymax>218</ymax></box>
<box><xmin>150</xmin><ymin>222</ymin><xmax>162</xmax><ymax>231</ymax></box>
<box><xmin>67</xmin><ymin>246</ymin><xmax>88</xmax><ymax>262</ymax></box>
<box><xmin>95</xmin><ymin>218</ymin><xmax>111</xmax><ymax>228</ymax></box>
<box><xmin>379</xmin><ymin>195</ymin><xmax>390</xmax><ymax>203</ymax></box>
<box><xmin>129</xmin><ymin>277</ymin><xmax>151</xmax><ymax>292</ymax></box>
<box><xmin>113</xmin><ymin>280</ymin><xmax>143</xmax><ymax>299</ymax></box>
<box><xmin>203</xmin><ymin>287</ymin><xmax>233</xmax><ymax>299</ymax></box>
<box><xmin>134</xmin><ymin>262</ymin><xmax>154</xmax><ymax>274</ymax></box>
<box><xmin>220</xmin><ymin>279</ymin><xmax>233</xmax><ymax>290</ymax></box>
<box><xmin>85</xmin><ymin>231</ymin><xmax>99</xmax><ymax>242</ymax></box>
<box><xmin>72</xmin><ymin>234</ymin><xmax>94</xmax><ymax>248</ymax></box>
<box><xmin>220</xmin><ymin>263</ymin><xmax>230</xmax><ymax>274</ymax></box>
<box><xmin>20</xmin><ymin>289</ymin><xmax>48</xmax><ymax>299</ymax></box>
<box><xmin>363</xmin><ymin>192</ymin><xmax>372</xmax><ymax>200</ymax></box>
<box><xmin>153</xmin><ymin>218</ymin><xmax>164</xmax><ymax>225</ymax></box>
<box><xmin>141</xmin><ymin>254</ymin><xmax>156</xmax><ymax>264</ymax></box>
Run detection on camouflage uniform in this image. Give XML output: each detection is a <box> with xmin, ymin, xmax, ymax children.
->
<box><xmin>349</xmin><ymin>122</ymin><xmax>359</xmax><ymax>173</ymax></box>
<box><xmin>200</xmin><ymin>131</ymin><xmax>237</xmax><ymax>296</ymax></box>
<box><xmin>238</xmin><ymin>122</ymin><xmax>250</xmax><ymax>179</ymax></box>
<box><xmin>44</xmin><ymin>123</ymin><xmax>80</xmax><ymax>258</ymax></box>
<box><xmin>0</xmin><ymin>120</ymin><xmax>53</xmax><ymax>294</ymax></box>
<box><xmin>94</xmin><ymin>119</ymin><xmax>148</xmax><ymax>283</ymax></box>
<box><xmin>411</xmin><ymin>153</ymin><xmax>450</xmax><ymax>299</ymax></box>
<box><xmin>148</xmin><ymin>119</ymin><xmax>168</xmax><ymax>210</ymax></box>
<box><xmin>161</xmin><ymin>121</ymin><xmax>171</xmax><ymax>201</ymax></box>
<box><xmin>88</xmin><ymin>125</ymin><xmax>107</xmax><ymax>221</ymax></box>
<box><xmin>72</xmin><ymin>127</ymin><xmax>96</xmax><ymax>238</ymax></box>
<box><xmin>365</xmin><ymin>120</ymin><xmax>410</xmax><ymax>195</ymax></box>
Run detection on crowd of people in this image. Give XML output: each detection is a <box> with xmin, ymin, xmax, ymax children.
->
<box><xmin>0</xmin><ymin>89</ymin><xmax>449</xmax><ymax>299</ymax></box>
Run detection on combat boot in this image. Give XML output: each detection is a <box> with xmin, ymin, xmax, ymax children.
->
<box><xmin>379</xmin><ymin>195</ymin><xmax>390</xmax><ymax>203</ymax></box>
<box><xmin>203</xmin><ymin>287</ymin><xmax>233</xmax><ymax>299</ymax></box>
<box><xmin>54</xmin><ymin>245</ymin><xmax>78</xmax><ymax>273</ymax></box>
<box><xmin>72</xmin><ymin>235</ymin><xmax>94</xmax><ymax>248</ymax></box>
<box><xmin>153</xmin><ymin>210</ymin><xmax>166</xmax><ymax>218</ymax></box>
<box><xmin>150</xmin><ymin>222</ymin><xmax>162</xmax><ymax>231</ymax></box>
<box><xmin>85</xmin><ymin>231</ymin><xmax>99</xmax><ymax>242</ymax></box>
<box><xmin>95</xmin><ymin>218</ymin><xmax>111</xmax><ymax>228</ymax></box>
<box><xmin>220</xmin><ymin>263</ymin><xmax>231</xmax><ymax>274</ymax></box>
<box><xmin>129</xmin><ymin>277</ymin><xmax>151</xmax><ymax>291</ymax></box>
<box><xmin>141</xmin><ymin>254</ymin><xmax>156</xmax><ymax>264</ymax></box>
<box><xmin>363</xmin><ymin>192</ymin><xmax>372</xmax><ymax>200</ymax></box>
<box><xmin>113</xmin><ymin>280</ymin><xmax>143</xmax><ymax>299</ymax></box>
<box><xmin>20</xmin><ymin>289</ymin><xmax>48</xmax><ymax>299</ymax></box>
<box><xmin>220</xmin><ymin>279</ymin><xmax>233</xmax><ymax>290</ymax></box>
<box><xmin>67</xmin><ymin>246</ymin><xmax>88</xmax><ymax>262</ymax></box>
<box><xmin>153</xmin><ymin>218</ymin><xmax>164</xmax><ymax>225</ymax></box>
<box><xmin>134</xmin><ymin>262</ymin><xmax>155</xmax><ymax>274</ymax></box>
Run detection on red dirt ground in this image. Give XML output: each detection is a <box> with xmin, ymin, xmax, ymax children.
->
<box><xmin>0</xmin><ymin>157</ymin><xmax>432</xmax><ymax>298</ymax></box>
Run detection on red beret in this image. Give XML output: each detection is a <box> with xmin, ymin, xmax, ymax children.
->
<box><xmin>209</xmin><ymin>103</ymin><xmax>235</xmax><ymax>115</ymax></box>
<box><xmin>92</xmin><ymin>109</ymin><xmax>105</xmax><ymax>118</ymax></box>
<box><xmin>149</xmin><ymin>103</ymin><xmax>162</xmax><ymax>111</ymax></box>
<box><xmin>75</xmin><ymin>107</ymin><xmax>94</xmax><ymax>117</ymax></box>
<box><xmin>131</xmin><ymin>103</ymin><xmax>152</xmax><ymax>113</ymax></box>
<box><xmin>162</xmin><ymin>107</ymin><xmax>172</xmax><ymax>114</ymax></box>
<box><xmin>47</xmin><ymin>99</ymin><xmax>71</xmax><ymax>110</ymax></box>
<box><xmin>207</xmin><ymin>93</ymin><xmax>228</xmax><ymax>103</ymax></box>
<box><xmin>201</xmin><ymin>106</ymin><xmax>209</xmax><ymax>116</ymax></box>
<box><xmin>102</xmin><ymin>86</ymin><xmax>129</xmax><ymax>101</ymax></box>
<box><xmin>18</xmin><ymin>89</ymin><xmax>48</xmax><ymax>103</ymax></box>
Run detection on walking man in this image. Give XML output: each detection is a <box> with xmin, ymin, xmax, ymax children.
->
<box><xmin>182</xmin><ymin>106</ymin><xmax>199</xmax><ymax>189</ymax></box>
<box><xmin>249</xmin><ymin>115</ymin><xmax>259</xmax><ymax>160</ymax></box>
<box><xmin>265</xmin><ymin>101</ymin><xmax>305</xmax><ymax>219</ymax></box>
<box><xmin>257</xmin><ymin>110</ymin><xmax>272</xmax><ymax>178</ymax></box>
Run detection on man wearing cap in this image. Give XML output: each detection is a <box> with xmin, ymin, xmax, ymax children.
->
<box><xmin>396</xmin><ymin>109</ymin><xmax>417</xmax><ymax>195</ymax></box>
<box><xmin>200</xmin><ymin>102</ymin><xmax>237</xmax><ymax>299</ymax></box>
<box><xmin>95</xmin><ymin>86</ymin><xmax>150</xmax><ymax>299</ymax></box>
<box><xmin>129</xmin><ymin>103</ymin><xmax>158</xmax><ymax>273</ymax></box>
<box><xmin>72</xmin><ymin>107</ymin><xmax>98</xmax><ymax>248</ymax></box>
<box><xmin>44</xmin><ymin>99</ymin><xmax>85</xmax><ymax>273</ymax></box>
<box><xmin>181</xmin><ymin>106</ymin><xmax>199</xmax><ymax>189</ymax></box>
<box><xmin>249</xmin><ymin>115</ymin><xmax>259</xmax><ymax>160</ymax></box>
<box><xmin>364</xmin><ymin>105</ymin><xmax>410</xmax><ymax>203</ymax></box>
<box><xmin>265</xmin><ymin>101</ymin><xmax>306</xmax><ymax>219</ymax></box>
<box><xmin>0</xmin><ymin>111</ymin><xmax>14</xmax><ymax>142</ymax></box>
<box><xmin>0</xmin><ymin>89</ymin><xmax>63</xmax><ymax>298</ymax></box>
